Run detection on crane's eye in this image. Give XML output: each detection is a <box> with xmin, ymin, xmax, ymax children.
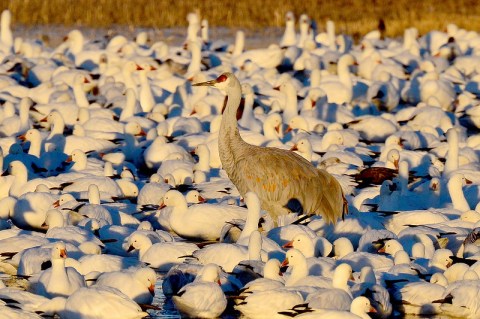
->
<box><xmin>217</xmin><ymin>74</ymin><xmax>228</xmax><ymax>82</ymax></box>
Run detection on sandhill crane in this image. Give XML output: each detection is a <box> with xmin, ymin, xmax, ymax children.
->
<box><xmin>193</xmin><ymin>73</ymin><xmax>347</xmax><ymax>224</ymax></box>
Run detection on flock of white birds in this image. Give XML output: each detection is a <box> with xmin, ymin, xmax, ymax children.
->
<box><xmin>0</xmin><ymin>7</ymin><xmax>480</xmax><ymax>319</ymax></box>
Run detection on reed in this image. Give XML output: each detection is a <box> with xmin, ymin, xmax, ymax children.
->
<box><xmin>2</xmin><ymin>0</ymin><xmax>480</xmax><ymax>37</ymax></box>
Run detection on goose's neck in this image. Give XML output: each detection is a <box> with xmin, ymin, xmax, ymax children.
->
<box><xmin>72</xmin><ymin>156</ymin><xmax>87</xmax><ymax>171</ymax></box>
<box><xmin>332</xmin><ymin>272</ymin><xmax>349</xmax><ymax>292</ymax></box>
<box><xmin>232</xmin><ymin>31</ymin><xmax>244</xmax><ymax>56</ymax></box>
<box><xmin>238</xmin><ymin>94</ymin><xmax>254</xmax><ymax>128</ymax></box>
<box><xmin>187</xmin><ymin>44</ymin><xmax>201</xmax><ymax>75</ymax></box>
<box><xmin>19</xmin><ymin>101</ymin><xmax>30</xmax><ymax>131</ymax></box>
<box><xmin>139</xmin><ymin>71</ymin><xmax>154</xmax><ymax>113</ymax></box>
<box><xmin>263</xmin><ymin>120</ymin><xmax>280</xmax><ymax>141</ymax></box>
<box><xmin>138</xmin><ymin>240</ymin><xmax>153</xmax><ymax>260</ymax></box>
<box><xmin>195</xmin><ymin>149</ymin><xmax>210</xmax><ymax>172</ymax></box>
<box><xmin>172</xmin><ymin>199</ymin><xmax>189</xmax><ymax>212</ymax></box>
<box><xmin>302</xmin><ymin>242</ymin><xmax>315</xmax><ymax>258</ymax></box>
<box><xmin>48</xmin><ymin>258</ymin><xmax>69</xmax><ymax>296</ymax></box>
<box><xmin>338</xmin><ymin>64</ymin><xmax>352</xmax><ymax>89</ymax></box>
<box><xmin>88</xmin><ymin>189</ymin><xmax>100</xmax><ymax>205</ymax></box>
<box><xmin>237</xmin><ymin>207</ymin><xmax>260</xmax><ymax>243</ymax></box>
<box><xmin>444</xmin><ymin>130</ymin><xmax>459</xmax><ymax>175</ymax></box>
<box><xmin>448</xmin><ymin>178</ymin><xmax>470</xmax><ymax>211</ymax></box>
<box><xmin>122</xmin><ymin>69</ymin><xmax>137</xmax><ymax>95</ymax></box>
<box><xmin>286</xmin><ymin>260</ymin><xmax>308</xmax><ymax>286</ymax></box>
<box><xmin>283</xmin><ymin>85</ymin><xmax>298</xmax><ymax>122</ymax></box>
<box><xmin>120</xmin><ymin>91</ymin><xmax>136</xmax><ymax>121</ymax></box>
<box><xmin>28</xmin><ymin>135</ymin><xmax>42</xmax><ymax>158</ymax></box>
<box><xmin>50</xmin><ymin>118</ymin><xmax>65</xmax><ymax>137</ymax></box>
<box><xmin>73</xmin><ymin>82</ymin><xmax>89</xmax><ymax>108</ymax></box>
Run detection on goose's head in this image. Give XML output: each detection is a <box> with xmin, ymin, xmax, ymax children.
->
<box><xmin>351</xmin><ymin>296</ymin><xmax>376</xmax><ymax>316</ymax></box>
<box><xmin>161</xmin><ymin>189</ymin><xmax>185</xmax><ymax>207</ymax></box>
<box><xmin>135</xmin><ymin>268</ymin><xmax>157</xmax><ymax>296</ymax></box>
<box><xmin>52</xmin><ymin>241</ymin><xmax>67</xmax><ymax>259</ymax></box>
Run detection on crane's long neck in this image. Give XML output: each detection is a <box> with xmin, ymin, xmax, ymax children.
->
<box><xmin>219</xmin><ymin>81</ymin><xmax>248</xmax><ymax>174</ymax></box>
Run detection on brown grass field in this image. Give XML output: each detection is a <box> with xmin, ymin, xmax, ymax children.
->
<box><xmin>2</xmin><ymin>0</ymin><xmax>480</xmax><ymax>38</ymax></box>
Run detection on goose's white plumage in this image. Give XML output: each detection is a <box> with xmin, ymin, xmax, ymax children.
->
<box><xmin>30</xmin><ymin>241</ymin><xmax>86</xmax><ymax>298</ymax></box>
<box><xmin>172</xmin><ymin>263</ymin><xmax>227</xmax><ymax>319</ymax></box>
<box><xmin>235</xmin><ymin>288</ymin><xmax>304</xmax><ymax>319</ymax></box>
<box><xmin>38</xmin><ymin>286</ymin><xmax>148</xmax><ymax>319</ymax></box>
<box><xmin>126</xmin><ymin>232</ymin><xmax>197</xmax><ymax>271</ymax></box>
<box><xmin>162</xmin><ymin>189</ymin><xmax>248</xmax><ymax>240</ymax></box>
<box><xmin>94</xmin><ymin>267</ymin><xmax>156</xmax><ymax>304</ymax></box>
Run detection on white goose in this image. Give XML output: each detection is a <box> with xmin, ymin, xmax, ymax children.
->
<box><xmin>43</xmin><ymin>209</ymin><xmax>104</xmax><ymax>247</ymax></box>
<box><xmin>38</xmin><ymin>286</ymin><xmax>147</xmax><ymax>319</ymax></box>
<box><xmin>173</xmin><ymin>263</ymin><xmax>227</xmax><ymax>318</ymax></box>
<box><xmin>192</xmin><ymin>230</ymin><xmax>264</xmax><ymax>272</ymax></box>
<box><xmin>0</xmin><ymin>97</ymin><xmax>32</xmax><ymax>137</ymax></box>
<box><xmin>94</xmin><ymin>267</ymin><xmax>156</xmax><ymax>304</ymax></box>
<box><xmin>235</xmin><ymin>288</ymin><xmax>304</xmax><ymax>319</ymax></box>
<box><xmin>291</xmin><ymin>296</ymin><xmax>376</xmax><ymax>319</ymax></box>
<box><xmin>318</xmin><ymin>54</ymin><xmax>356</xmax><ymax>105</ymax></box>
<box><xmin>162</xmin><ymin>189</ymin><xmax>248</xmax><ymax>240</ymax></box>
<box><xmin>283</xmin><ymin>233</ymin><xmax>335</xmax><ymax>276</ymax></box>
<box><xmin>126</xmin><ymin>232</ymin><xmax>197</xmax><ymax>271</ymax></box>
<box><xmin>30</xmin><ymin>241</ymin><xmax>86</xmax><ymax>298</ymax></box>
<box><xmin>6</xmin><ymin>161</ymin><xmax>57</xmax><ymax>197</ymax></box>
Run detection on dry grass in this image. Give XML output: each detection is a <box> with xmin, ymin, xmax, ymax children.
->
<box><xmin>2</xmin><ymin>0</ymin><xmax>480</xmax><ymax>37</ymax></box>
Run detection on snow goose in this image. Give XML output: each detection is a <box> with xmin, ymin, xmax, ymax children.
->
<box><xmin>318</xmin><ymin>54</ymin><xmax>356</xmax><ymax>105</ymax></box>
<box><xmin>38</xmin><ymin>286</ymin><xmax>147</xmax><ymax>319</ymax></box>
<box><xmin>0</xmin><ymin>232</ymin><xmax>49</xmax><ymax>268</ymax></box>
<box><xmin>30</xmin><ymin>241</ymin><xmax>86</xmax><ymax>298</ymax></box>
<box><xmin>0</xmin><ymin>305</ymin><xmax>43</xmax><ymax>319</ymax></box>
<box><xmin>283</xmin><ymin>233</ymin><xmax>335</xmax><ymax>276</ymax></box>
<box><xmin>173</xmin><ymin>263</ymin><xmax>227</xmax><ymax>318</ymax></box>
<box><xmin>238</xmin><ymin>83</ymin><xmax>262</xmax><ymax>133</ymax></box>
<box><xmin>232</xmin><ymin>44</ymin><xmax>284</xmax><ymax>70</ymax></box>
<box><xmin>345</xmin><ymin>115</ymin><xmax>398</xmax><ymax>143</ymax></box>
<box><xmin>63</xmin><ymin>184</ymin><xmax>114</xmax><ymax>224</ymax></box>
<box><xmin>42</xmin><ymin>111</ymin><xmax>116</xmax><ymax>155</ymax></box>
<box><xmin>290</xmin><ymin>296</ymin><xmax>377</xmax><ymax>319</ymax></box>
<box><xmin>447</xmin><ymin>173</ymin><xmax>472</xmax><ymax>212</ymax></box>
<box><xmin>235</xmin><ymin>288</ymin><xmax>303</xmax><ymax>319</ymax></box>
<box><xmin>351</xmin><ymin>266</ymin><xmax>392</xmax><ymax>317</ymax></box>
<box><xmin>0</xmin><ymin>10</ymin><xmax>13</xmax><ymax>53</ymax></box>
<box><xmin>126</xmin><ymin>232</ymin><xmax>197</xmax><ymax>271</ymax></box>
<box><xmin>143</xmin><ymin>136</ymin><xmax>192</xmax><ymax>170</ymax></box>
<box><xmin>277</xmin><ymin>79</ymin><xmax>299</xmax><ymax>123</ymax></box>
<box><xmin>420</xmin><ymin>72</ymin><xmax>456</xmax><ymax>111</ymax></box>
<box><xmin>94</xmin><ymin>267</ymin><xmax>156</xmax><ymax>304</ymax></box>
<box><xmin>392</xmin><ymin>277</ymin><xmax>446</xmax><ymax>316</ymax></box>
<box><xmin>162</xmin><ymin>189</ymin><xmax>248</xmax><ymax>240</ymax></box>
<box><xmin>7</xmin><ymin>189</ymin><xmax>57</xmax><ymax>230</ymax></box>
<box><xmin>289</xmin><ymin>137</ymin><xmax>318</xmax><ymax>163</ymax></box>
<box><xmin>238</xmin><ymin>258</ymin><xmax>285</xmax><ymax>296</ymax></box>
<box><xmin>137</xmin><ymin>173</ymin><xmax>171</xmax><ymax>206</ymax></box>
<box><xmin>61</xmin><ymin>175</ymin><xmax>122</xmax><ymax>200</ymax></box>
<box><xmin>43</xmin><ymin>209</ymin><xmax>103</xmax><ymax>247</ymax></box>
<box><xmin>138</xmin><ymin>69</ymin><xmax>155</xmax><ymax>113</ymax></box>
<box><xmin>0</xmin><ymin>97</ymin><xmax>32</xmax><ymax>137</ymax></box>
<box><xmin>280</xmin><ymin>11</ymin><xmax>296</xmax><ymax>47</ymax></box>
<box><xmin>283</xmin><ymin>249</ymin><xmax>353</xmax><ymax>291</ymax></box>
<box><xmin>439</xmin><ymin>284</ymin><xmax>480</xmax><ymax>318</ymax></box>
<box><xmin>6</xmin><ymin>161</ymin><xmax>57</xmax><ymax>197</ymax></box>
<box><xmin>192</xmin><ymin>230</ymin><xmax>264</xmax><ymax>272</ymax></box>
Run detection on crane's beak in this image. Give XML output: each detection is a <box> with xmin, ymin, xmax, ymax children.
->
<box><xmin>192</xmin><ymin>79</ymin><xmax>217</xmax><ymax>87</ymax></box>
